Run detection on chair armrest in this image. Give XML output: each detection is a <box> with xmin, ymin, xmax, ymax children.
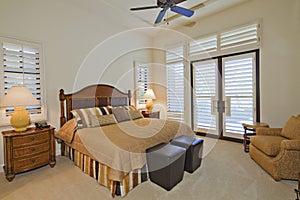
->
<box><xmin>256</xmin><ymin>128</ymin><xmax>282</xmax><ymax>136</ymax></box>
<box><xmin>281</xmin><ymin>140</ymin><xmax>300</xmax><ymax>151</ymax></box>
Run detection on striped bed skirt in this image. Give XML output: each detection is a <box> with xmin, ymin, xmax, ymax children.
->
<box><xmin>65</xmin><ymin>146</ymin><xmax>148</xmax><ymax>197</ymax></box>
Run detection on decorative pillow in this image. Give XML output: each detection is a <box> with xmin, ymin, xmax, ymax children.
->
<box><xmin>71</xmin><ymin>107</ymin><xmax>107</xmax><ymax>128</ymax></box>
<box><xmin>105</xmin><ymin>106</ymin><xmax>112</xmax><ymax>114</ymax></box>
<box><xmin>128</xmin><ymin>105</ymin><xmax>138</xmax><ymax>111</ymax></box>
<box><xmin>281</xmin><ymin>115</ymin><xmax>300</xmax><ymax>139</ymax></box>
<box><xmin>129</xmin><ymin>110</ymin><xmax>143</xmax><ymax>120</ymax></box>
<box><xmin>111</xmin><ymin>107</ymin><xmax>131</xmax><ymax>123</ymax></box>
<box><xmin>97</xmin><ymin>114</ymin><xmax>117</xmax><ymax>126</ymax></box>
<box><xmin>99</xmin><ymin>106</ymin><xmax>111</xmax><ymax>115</ymax></box>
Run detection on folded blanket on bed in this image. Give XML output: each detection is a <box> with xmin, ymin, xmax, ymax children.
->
<box><xmin>55</xmin><ymin>118</ymin><xmax>78</xmax><ymax>144</ymax></box>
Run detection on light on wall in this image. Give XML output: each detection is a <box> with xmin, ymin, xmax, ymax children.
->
<box><xmin>144</xmin><ymin>88</ymin><xmax>156</xmax><ymax>112</ymax></box>
<box><xmin>0</xmin><ymin>85</ymin><xmax>39</xmax><ymax>132</ymax></box>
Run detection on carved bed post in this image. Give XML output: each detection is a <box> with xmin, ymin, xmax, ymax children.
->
<box><xmin>128</xmin><ymin>90</ymin><xmax>132</xmax><ymax>105</ymax></box>
<box><xmin>59</xmin><ymin>89</ymin><xmax>66</xmax><ymax>156</ymax></box>
<box><xmin>59</xmin><ymin>89</ymin><xmax>66</xmax><ymax>127</ymax></box>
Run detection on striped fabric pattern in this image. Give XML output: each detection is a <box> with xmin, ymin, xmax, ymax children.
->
<box><xmin>71</xmin><ymin>107</ymin><xmax>110</xmax><ymax>128</ymax></box>
<box><xmin>65</xmin><ymin>146</ymin><xmax>147</xmax><ymax>197</ymax></box>
<box><xmin>125</xmin><ymin>105</ymin><xmax>138</xmax><ymax>111</ymax></box>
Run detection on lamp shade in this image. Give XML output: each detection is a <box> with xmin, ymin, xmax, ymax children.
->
<box><xmin>144</xmin><ymin>89</ymin><xmax>156</xmax><ymax>100</ymax></box>
<box><xmin>0</xmin><ymin>85</ymin><xmax>39</xmax><ymax>107</ymax></box>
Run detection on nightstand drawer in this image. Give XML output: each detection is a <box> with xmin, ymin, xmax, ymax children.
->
<box><xmin>14</xmin><ymin>152</ymin><xmax>50</xmax><ymax>173</ymax></box>
<box><xmin>142</xmin><ymin>111</ymin><xmax>160</xmax><ymax>119</ymax></box>
<box><xmin>13</xmin><ymin>142</ymin><xmax>50</xmax><ymax>158</ymax></box>
<box><xmin>149</xmin><ymin>112</ymin><xmax>159</xmax><ymax>118</ymax></box>
<box><xmin>12</xmin><ymin>131</ymin><xmax>49</xmax><ymax>148</ymax></box>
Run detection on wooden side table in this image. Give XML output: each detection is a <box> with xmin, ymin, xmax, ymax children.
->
<box><xmin>2</xmin><ymin>126</ymin><xmax>56</xmax><ymax>181</ymax></box>
<box><xmin>141</xmin><ymin>111</ymin><xmax>160</xmax><ymax>119</ymax></box>
<box><xmin>242</xmin><ymin>122</ymin><xmax>269</xmax><ymax>153</ymax></box>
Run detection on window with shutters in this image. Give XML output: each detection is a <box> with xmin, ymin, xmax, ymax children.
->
<box><xmin>189</xmin><ymin>34</ymin><xmax>218</xmax><ymax>60</ymax></box>
<box><xmin>190</xmin><ymin>22</ymin><xmax>260</xmax><ymax>58</ymax></box>
<box><xmin>134</xmin><ymin>63</ymin><xmax>149</xmax><ymax>109</ymax></box>
<box><xmin>0</xmin><ymin>37</ymin><xmax>46</xmax><ymax>125</ymax></box>
<box><xmin>190</xmin><ymin>22</ymin><xmax>260</xmax><ymax>139</ymax></box>
<box><xmin>166</xmin><ymin>46</ymin><xmax>184</xmax><ymax>122</ymax></box>
<box><xmin>220</xmin><ymin>23</ymin><xmax>259</xmax><ymax>51</ymax></box>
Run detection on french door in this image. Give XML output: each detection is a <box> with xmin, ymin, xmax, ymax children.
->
<box><xmin>192</xmin><ymin>50</ymin><xmax>259</xmax><ymax>139</ymax></box>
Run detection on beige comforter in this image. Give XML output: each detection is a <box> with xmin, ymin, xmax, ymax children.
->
<box><xmin>56</xmin><ymin>118</ymin><xmax>195</xmax><ymax>181</ymax></box>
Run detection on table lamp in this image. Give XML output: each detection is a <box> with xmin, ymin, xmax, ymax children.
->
<box><xmin>0</xmin><ymin>85</ymin><xmax>39</xmax><ymax>132</ymax></box>
<box><xmin>144</xmin><ymin>89</ymin><xmax>156</xmax><ymax>112</ymax></box>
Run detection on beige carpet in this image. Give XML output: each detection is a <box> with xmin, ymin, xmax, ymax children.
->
<box><xmin>0</xmin><ymin>138</ymin><xmax>297</xmax><ymax>200</ymax></box>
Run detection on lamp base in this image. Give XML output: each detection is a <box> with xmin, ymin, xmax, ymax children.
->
<box><xmin>10</xmin><ymin>106</ymin><xmax>30</xmax><ymax>132</ymax></box>
<box><xmin>146</xmin><ymin>99</ymin><xmax>154</xmax><ymax>112</ymax></box>
<box><xmin>13</xmin><ymin>127</ymin><xmax>28</xmax><ymax>132</ymax></box>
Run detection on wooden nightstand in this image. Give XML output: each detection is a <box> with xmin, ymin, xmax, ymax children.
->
<box><xmin>142</xmin><ymin>111</ymin><xmax>160</xmax><ymax>119</ymax></box>
<box><xmin>2</xmin><ymin>126</ymin><xmax>56</xmax><ymax>181</ymax></box>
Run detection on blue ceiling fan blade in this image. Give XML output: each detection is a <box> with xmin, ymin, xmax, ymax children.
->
<box><xmin>171</xmin><ymin>6</ymin><xmax>194</xmax><ymax>17</ymax></box>
<box><xmin>155</xmin><ymin>8</ymin><xmax>167</xmax><ymax>24</ymax></box>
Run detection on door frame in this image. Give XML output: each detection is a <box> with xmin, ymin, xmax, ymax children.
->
<box><xmin>190</xmin><ymin>49</ymin><xmax>260</xmax><ymax>143</ymax></box>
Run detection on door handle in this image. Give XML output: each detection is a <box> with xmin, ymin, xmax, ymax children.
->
<box><xmin>224</xmin><ymin>97</ymin><xmax>231</xmax><ymax>116</ymax></box>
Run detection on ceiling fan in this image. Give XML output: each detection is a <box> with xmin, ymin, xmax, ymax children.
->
<box><xmin>130</xmin><ymin>0</ymin><xmax>194</xmax><ymax>24</ymax></box>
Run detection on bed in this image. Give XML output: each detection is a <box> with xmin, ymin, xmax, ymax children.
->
<box><xmin>55</xmin><ymin>84</ymin><xmax>195</xmax><ymax>197</ymax></box>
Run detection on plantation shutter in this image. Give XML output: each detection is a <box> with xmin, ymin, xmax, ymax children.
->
<box><xmin>135</xmin><ymin>64</ymin><xmax>149</xmax><ymax>106</ymax></box>
<box><xmin>1</xmin><ymin>38</ymin><xmax>46</xmax><ymax>124</ymax></box>
<box><xmin>189</xmin><ymin>34</ymin><xmax>218</xmax><ymax>59</ymax></box>
<box><xmin>220</xmin><ymin>23</ymin><xmax>259</xmax><ymax>51</ymax></box>
<box><xmin>223</xmin><ymin>53</ymin><xmax>255</xmax><ymax>134</ymax></box>
<box><xmin>193</xmin><ymin>60</ymin><xmax>217</xmax><ymax>132</ymax></box>
<box><xmin>166</xmin><ymin>46</ymin><xmax>184</xmax><ymax>121</ymax></box>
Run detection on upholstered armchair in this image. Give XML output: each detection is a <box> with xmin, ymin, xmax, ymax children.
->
<box><xmin>249</xmin><ymin>115</ymin><xmax>300</xmax><ymax>181</ymax></box>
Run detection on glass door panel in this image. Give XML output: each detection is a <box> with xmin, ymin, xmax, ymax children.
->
<box><xmin>192</xmin><ymin>59</ymin><xmax>219</xmax><ymax>135</ymax></box>
<box><xmin>222</xmin><ymin>53</ymin><xmax>256</xmax><ymax>139</ymax></box>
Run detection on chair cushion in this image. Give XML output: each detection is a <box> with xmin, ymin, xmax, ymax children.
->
<box><xmin>250</xmin><ymin>135</ymin><xmax>286</xmax><ymax>156</ymax></box>
<box><xmin>280</xmin><ymin>115</ymin><xmax>300</xmax><ymax>140</ymax></box>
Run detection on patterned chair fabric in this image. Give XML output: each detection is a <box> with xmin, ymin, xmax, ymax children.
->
<box><xmin>249</xmin><ymin>115</ymin><xmax>300</xmax><ymax>181</ymax></box>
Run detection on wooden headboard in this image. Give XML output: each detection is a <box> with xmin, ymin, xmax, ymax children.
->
<box><xmin>59</xmin><ymin>84</ymin><xmax>131</xmax><ymax>127</ymax></box>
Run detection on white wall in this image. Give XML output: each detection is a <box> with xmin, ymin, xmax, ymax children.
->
<box><xmin>0</xmin><ymin>0</ymin><xmax>152</xmax><ymax>170</ymax></box>
<box><xmin>152</xmin><ymin>0</ymin><xmax>300</xmax><ymax>127</ymax></box>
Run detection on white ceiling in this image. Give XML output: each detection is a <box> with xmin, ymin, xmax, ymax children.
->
<box><xmin>101</xmin><ymin>0</ymin><xmax>250</xmax><ymax>28</ymax></box>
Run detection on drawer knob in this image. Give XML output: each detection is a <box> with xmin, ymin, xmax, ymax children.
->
<box><xmin>31</xmin><ymin>148</ymin><xmax>36</xmax><ymax>152</ymax></box>
<box><xmin>31</xmin><ymin>137</ymin><xmax>35</xmax><ymax>141</ymax></box>
<box><xmin>31</xmin><ymin>159</ymin><xmax>36</xmax><ymax>163</ymax></box>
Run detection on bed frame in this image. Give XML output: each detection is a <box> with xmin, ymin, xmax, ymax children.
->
<box><xmin>59</xmin><ymin>84</ymin><xmax>131</xmax><ymax>127</ymax></box>
<box><xmin>58</xmin><ymin>84</ymin><xmax>147</xmax><ymax>197</ymax></box>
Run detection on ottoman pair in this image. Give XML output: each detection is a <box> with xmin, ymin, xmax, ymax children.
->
<box><xmin>146</xmin><ymin>136</ymin><xmax>204</xmax><ymax>191</ymax></box>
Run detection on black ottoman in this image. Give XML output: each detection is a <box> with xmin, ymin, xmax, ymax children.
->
<box><xmin>146</xmin><ymin>143</ymin><xmax>186</xmax><ymax>191</ymax></box>
<box><xmin>171</xmin><ymin>136</ymin><xmax>204</xmax><ymax>173</ymax></box>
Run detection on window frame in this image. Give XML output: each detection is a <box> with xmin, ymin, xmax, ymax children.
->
<box><xmin>134</xmin><ymin>61</ymin><xmax>149</xmax><ymax>109</ymax></box>
<box><xmin>189</xmin><ymin>20</ymin><xmax>261</xmax><ymax>61</ymax></box>
<box><xmin>166</xmin><ymin>44</ymin><xmax>185</xmax><ymax>122</ymax></box>
<box><xmin>0</xmin><ymin>37</ymin><xmax>47</xmax><ymax>126</ymax></box>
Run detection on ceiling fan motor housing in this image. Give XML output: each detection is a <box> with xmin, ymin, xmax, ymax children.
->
<box><xmin>158</xmin><ymin>0</ymin><xmax>182</xmax><ymax>8</ymax></box>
